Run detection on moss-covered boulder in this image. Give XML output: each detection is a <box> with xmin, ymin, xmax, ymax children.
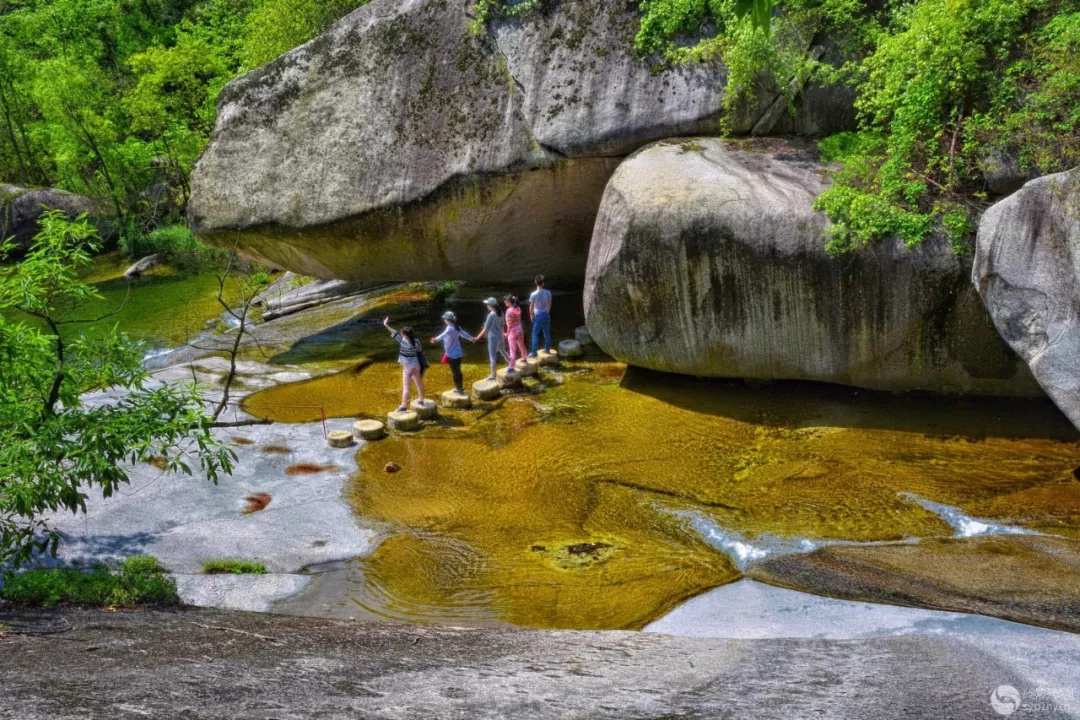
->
<box><xmin>584</xmin><ymin>138</ymin><xmax>1041</xmax><ymax>395</ymax></box>
<box><xmin>974</xmin><ymin>167</ymin><xmax>1080</xmax><ymax>430</ymax></box>
<box><xmin>188</xmin><ymin>0</ymin><xmax>848</xmax><ymax>284</ymax></box>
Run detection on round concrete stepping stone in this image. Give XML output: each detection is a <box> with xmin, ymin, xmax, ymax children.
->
<box><xmin>472</xmin><ymin>379</ymin><xmax>501</xmax><ymax>401</ymax></box>
<box><xmin>496</xmin><ymin>367</ymin><xmax>522</xmax><ymax>390</ymax></box>
<box><xmin>387</xmin><ymin>410</ymin><xmax>420</xmax><ymax>431</ymax></box>
<box><xmin>441</xmin><ymin>390</ymin><xmax>472</xmax><ymax>409</ymax></box>
<box><xmin>574</xmin><ymin>326</ymin><xmax>594</xmax><ymax>346</ymax></box>
<box><xmin>352</xmin><ymin>420</ymin><xmax>385</xmax><ymax>441</ymax></box>
<box><xmin>559</xmin><ymin>339</ymin><xmax>583</xmax><ymax>358</ymax></box>
<box><xmin>409</xmin><ymin>399</ymin><xmax>438</xmax><ymax>420</ymax></box>
<box><xmin>327</xmin><ymin>430</ymin><xmax>354</xmax><ymax>448</ymax></box>
<box><xmin>537</xmin><ymin>349</ymin><xmax>560</xmax><ymax>367</ymax></box>
<box><xmin>515</xmin><ymin>358</ymin><xmax>539</xmax><ymax>377</ymax></box>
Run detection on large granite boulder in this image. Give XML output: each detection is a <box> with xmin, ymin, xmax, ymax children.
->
<box><xmin>189</xmin><ymin>0</ymin><xmax>850</xmax><ymax>284</ymax></box>
<box><xmin>1</xmin><ymin>184</ymin><xmax>111</xmax><ymax>251</ymax></box>
<box><xmin>974</xmin><ymin>167</ymin><xmax>1080</xmax><ymax>428</ymax></box>
<box><xmin>584</xmin><ymin>138</ymin><xmax>1040</xmax><ymax>396</ymax></box>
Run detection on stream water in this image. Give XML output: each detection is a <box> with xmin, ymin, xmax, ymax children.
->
<box><xmin>242</xmin><ymin>288</ymin><xmax>1080</xmax><ymax>630</ymax></box>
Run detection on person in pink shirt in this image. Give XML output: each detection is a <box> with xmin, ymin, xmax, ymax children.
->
<box><xmin>503</xmin><ymin>295</ymin><xmax>527</xmax><ymax>368</ymax></box>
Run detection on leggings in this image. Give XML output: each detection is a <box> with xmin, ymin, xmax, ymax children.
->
<box><xmin>448</xmin><ymin>357</ymin><xmax>464</xmax><ymax>392</ymax></box>
<box><xmin>507</xmin><ymin>327</ymin><xmax>526</xmax><ymax>367</ymax></box>
<box><xmin>487</xmin><ymin>336</ymin><xmax>502</xmax><ymax>376</ymax></box>
<box><xmin>401</xmin><ymin>364</ymin><xmax>424</xmax><ymax>408</ymax></box>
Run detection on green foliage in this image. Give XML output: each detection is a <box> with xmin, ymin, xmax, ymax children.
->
<box><xmin>120</xmin><ymin>223</ymin><xmax>211</xmax><ymax>262</ymax></box>
<box><xmin>2</xmin><ymin>556</ymin><xmax>178</xmax><ymax>608</ymax></box>
<box><xmin>634</xmin><ymin>0</ymin><xmax>863</xmax><ymax>132</ymax></box>
<box><xmin>202</xmin><ymin>558</ymin><xmax>268</xmax><ymax>574</ymax></box>
<box><xmin>431</xmin><ymin>280</ymin><xmax>458</xmax><ymax>304</ymax></box>
<box><xmin>816</xmin><ymin>0</ymin><xmax>1080</xmax><ymax>252</ymax></box>
<box><xmin>0</xmin><ymin>212</ymin><xmax>235</xmax><ymax>566</ymax></box>
<box><xmin>0</xmin><ymin>0</ymin><xmax>368</xmax><ymax>228</ymax></box>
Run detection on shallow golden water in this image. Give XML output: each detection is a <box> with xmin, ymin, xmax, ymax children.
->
<box><xmin>245</xmin><ymin>357</ymin><xmax>1080</xmax><ymax>630</ymax></box>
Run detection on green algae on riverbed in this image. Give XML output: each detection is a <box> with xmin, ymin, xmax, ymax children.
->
<box><xmin>5</xmin><ymin>252</ymin><xmax>243</xmax><ymax>346</ymax></box>
<box><xmin>246</xmin><ymin>357</ymin><xmax>1080</xmax><ymax>630</ymax></box>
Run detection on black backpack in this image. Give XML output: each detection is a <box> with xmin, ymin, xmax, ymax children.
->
<box><xmin>415</xmin><ymin>340</ymin><xmax>430</xmax><ymax>374</ymax></box>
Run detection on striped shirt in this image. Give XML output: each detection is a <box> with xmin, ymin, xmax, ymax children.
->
<box><xmin>393</xmin><ymin>331</ymin><xmax>421</xmax><ymax>366</ymax></box>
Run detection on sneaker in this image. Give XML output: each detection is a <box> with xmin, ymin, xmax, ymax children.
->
<box><xmin>485</xmin><ymin>375</ymin><xmax>496</xmax><ymax>381</ymax></box>
<box><xmin>455</xmin><ymin>388</ymin><xmax>467</xmax><ymax>395</ymax></box>
<box><xmin>527</xmin><ymin>353</ymin><xmax>537</xmax><ymax>359</ymax></box>
<box><xmin>394</xmin><ymin>406</ymin><xmax>407</xmax><ymax>412</ymax></box>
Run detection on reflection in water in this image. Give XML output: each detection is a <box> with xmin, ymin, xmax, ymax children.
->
<box><xmin>248</xmin><ymin>348</ymin><xmax>1080</xmax><ymax>629</ymax></box>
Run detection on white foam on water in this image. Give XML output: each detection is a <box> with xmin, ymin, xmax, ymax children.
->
<box><xmin>900</xmin><ymin>493</ymin><xmax>1037</xmax><ymax>538</ymax></box>
<box><xmin>679</xmin><ymin>494</ymin><xmax>1035</xmax><ymax>570</ymax></box>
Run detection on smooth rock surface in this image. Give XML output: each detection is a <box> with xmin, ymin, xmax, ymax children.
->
<box><xmin>409</xmin><ymin>398</ymin><xmax>438</xmax><ymax>420</ymax></box>
<box><xmin>123</xmin><ymin>253</ymin><xmax>166</xmax><ymax>277</ymax></box>
<box><xmin>495</xmin><ymin>367</ymin><xmax>522</xmax><ymax>390</ymax></box>
<box><xmin>558</xmin><ymin>338</ymin><xmax>583</xmax><ymax>358</ymax></box>
<box><xmin>387</xmin><ymin>410</ymin><xmax>419</xmax><ymax>431</ymax></box>
<box><xmin>353</xmin><ymin>419</ymin><xmax>386</xmax><ymax>440</ymax></box>
<box><xmin>646</xmin><ymin>579</ymin><xmax>1070</xmax><ymax>640</ymax></box>
<box><xmin>3</xmin><ymin>607</ymin><xmax>1078</xmax><ymax>719</ymax></box>
<box><xmin>574</xmin><ymin>325</ymin><xmax>594</xmax><ymax>346</ymax></box>
<box><xmin>746</xmin><ymin>534</ymin><xmax>1080</xmax><ymax>633</ymax></box>
<box><xmin>515</xmin><ymin>357</ymin><xmax>539</xmax><ymax>377</ymax></box>
<box><xmin>473</xmin><ymin>379</ymin><xmax>501</xmax><ymax>401</ymax></box>
<box><xmin>585</xmin><ymin>138</ymin><xmax>1041</xmax><ymax>395</ymax></box>
<box><xmin>1</xmin><ymin>184</ymin><xmax>112</xmax><ymax>250</ymax></box>
<box><xmin>974</xmin><ymin>167</ymin><xmax>1080</xmax><ymax>429</ymax></box>
<box><xmin>261</xmin><ymin>277</ymin><xmax>377</xmax><ymax>319</ymax></box>
<box><xmin>537</xmin><ymin>349</ymin><xmax>560</xmax><ymax>367</ymax></box>
<box><xmin>327</xmin><ymin>430</ymin><xmax>354</xmax><ymax>448</ymax></box>
<box><xmin>33</xmin><ymin>421</ymin><xmax>377</xmax><ymax>612</ymax></box>
<box><xmin>188</xmin><ymin>0</ymin><xmax>849</xmax><ymax>283</ymax></box>
<box><xmin>441</xmin><ymin>390</ymin><xmax>472</xmax><ymax>409</ymax></box>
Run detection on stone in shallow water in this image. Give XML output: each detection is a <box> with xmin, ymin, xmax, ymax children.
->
<box><xmin>386</xmin><ymin>410</ymin><xmax>419</xmax><ymax>431</ymax></box>
<box><xmin>515</xmin><ymin>358</ymin><xmax>539</xmax><ymax>377</ymax></box>
<box><xmin>472</xmin><ymin>379</ymin><xmax>501</xmax><ymax>401</ymax></box>
<box><xmin>537</xmin><ymin>350</ymin><xmax>560</xmax><ymax>367</ymax></box>
<box><xmin>441</xmin><ymin>390</ymin><xmax>472</xmax><ymax>409</ymax></box>
<box><xmin>558</xmin><ymin>339</ymin><xmax>583</xmax><ymax>358</ymax></box>
<box><xmin>496</xmin><ymin>368</ymin><xmax>522</xmax><ymax>390</ymax></box>
<box><xmin>410</xmin><ymin>399</ymin><xmax>438</xmax><ymax>420</ymax></box>
<box><xmin>353</xmin><ymin>420</ymin><xmax>385</xmax><ymax>441</ymax></box>
<box><xmin>327</xmin><ymin>431</ymin><xmax>354</xmax><ymax>449</ymax></box>
<box><xmin>747</xmin><ymin>534</ymin><xmax>1080</xmax><ymax>633</ymax></box>
<box><xmin>574</xmin><ymin>326</ymin><xmax>594</xmax><ymax>346</ymax></box>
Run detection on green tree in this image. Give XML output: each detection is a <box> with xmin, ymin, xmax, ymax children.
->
<box><xmin>0</xmin><ymin>211</ymin><xmax>234</xmax><ymax>566</ymax></box>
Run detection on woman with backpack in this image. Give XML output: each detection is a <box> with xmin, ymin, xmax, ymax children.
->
<box><xmin>383</xmin><ymin>317</ymin><xmax>427</xmax><ymax>411</ymax></box>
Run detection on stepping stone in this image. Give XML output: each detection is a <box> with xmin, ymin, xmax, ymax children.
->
<box><xmin>558</xmin><ymin>339</ymin><xmax>583</xmax><ymax>358</ymax></box>
<box><xmin>327</xmin><ymin>430</ymin><xmax>354</xmax><ymax>448</ymax></box>
<box><xmin>387</xmin><ymin>410</ymin><xmax>420</xmax><ymax>431</ymax></box>
<box><xmin>410</xmin><ymin>399</ymin><xmax>438</xmax><ymax>420</ymax></box>
<box><xmin>575</xmin><ymin>326</ymin><xmax>594</xmax><ymax>346</ymax></box>
<box><xmin>515</xmin><ymin>358</ymin><xmax>539</xmax><ymax>377</ymax></box>
<box><xmin>537</xmin><ymin>349</ymin><xmax>560</xmax><ymax>367</ymax></box>
<box><xmin>496</xmin><ymin>367</ymin><xmax>522</xmax><ymax>390</ymax></box>
<box><xmin>352</xmin><ymin>420</ymin><xmax>385</xmax><ymax>441</ymax></box>
<box><xmin>441</xmin><ymin>390</ymin><xmax>472</xmax><ymax>409</ymax></box>
<box><xmin>472</xmin><ymin>379</ymin><xmax>501</xmax><ymax>401</ymax></box>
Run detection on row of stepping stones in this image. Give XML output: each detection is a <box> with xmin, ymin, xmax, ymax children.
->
<box><xmin>327</xmin><ymin>328</ymin><xmax>595</xmax><ymax>445</ymax></box>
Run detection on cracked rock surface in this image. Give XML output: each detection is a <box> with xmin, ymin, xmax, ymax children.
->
<box><xmin>188</xmin><ymin>0</ymin><xmax>847</xmax><ymax>284</ymax></box>
<box><xmin>974</xmin><ymin>166</ymin><xmax>1080</xmax><ymax>431</ymax></box>
<box><xmin>2</xmin><ymin>606</ymin><xmax>1078</xmax><ymax>719</ymax></box>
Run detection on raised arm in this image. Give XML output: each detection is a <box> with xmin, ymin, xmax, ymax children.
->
<box><xmin>383</xmin><ymin>317</ymin><xmax>397</xmax><ymax>336</ymax></box>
